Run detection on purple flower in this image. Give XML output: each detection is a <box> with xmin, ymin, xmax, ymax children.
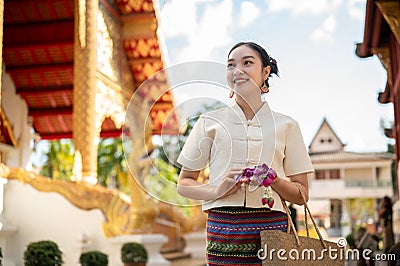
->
<box><xmin>252</xmin><ymin>175</ymin><xmax>263</xmax><ymax>185</ymax></box>
<box><xmin>242</xmin><ymin>167</ymin><xmax>255</xmax><ymax>178</ymax></box>
<box><xmin>266</xmin><ymin>168</ymin><xmax>277</xmax><ymax>179</ymax></box>
<box><xmin>236</xmin><ymin>164</ymin><xmax>277</xmax><ymax>187</ymax></box>
<box><xmin>254</xmin><ymin>164</ymin><xmax>269</xmax><ymax>176</ymax></box>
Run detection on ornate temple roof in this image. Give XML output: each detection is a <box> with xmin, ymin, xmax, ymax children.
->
<box><xmin>355</xmin><ymin>0</ymin><xmax>400</xmax><ymax>105</ymax></box>
<box><xmin>3</xmin><ymin>0</ymin><xmax>179</xmax><ymax>139</ymax></box>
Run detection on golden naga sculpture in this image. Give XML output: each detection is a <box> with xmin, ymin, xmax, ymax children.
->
<box><xmin>2</xmin><ymin>164</ymin><xmax>144</xmax><ymax>237</ymax></box>
<box><xmin>0</xmin><ymin>97</ymin><xmax>206</xmax><ymax>237</ymax></box>
<box><xmin>1</xmin><ymin>163</ymin><xmax>205</xmax><ymax>237</ymax></box>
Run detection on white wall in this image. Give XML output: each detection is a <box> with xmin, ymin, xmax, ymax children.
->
<box><xmin>344</xmin><ymin>168</ymin><xmax>373</xmax><ymax>181</ymax></box>
<box><xmin>1</xmin><ymin>67</ymin><xmax>31</xmax><ymax>168</ymax></box>
<box><xmin>309</xmin><ymin>122</ymin><xmax>343</xmax><ymax>153</ymax></box>
<box><xmin>3</xmin><ymin>180</ymin><xmax>123</xmax><ymax>266</ymax></box>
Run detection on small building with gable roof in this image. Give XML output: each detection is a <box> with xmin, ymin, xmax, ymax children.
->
<box><xmin>307</xmin><ymin>118</ymin><xmax>394</xmax><ymax>237</ymax></box>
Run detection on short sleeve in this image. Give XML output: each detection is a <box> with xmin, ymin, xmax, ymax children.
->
<box><xmin>283</xmin><ymin>122</ymin><xmax>314</xmax><ymax>176</ymax></box>
<box><xmin>177</xmin><ymin>115</ymin><xmax>212</xmax><ymax>171</ymax></box>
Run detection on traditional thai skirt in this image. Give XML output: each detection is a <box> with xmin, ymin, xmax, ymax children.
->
<box><xmin>206</xmin><ymin>207</ymin><xmax>289</xmax><ymax>266</ymax></box>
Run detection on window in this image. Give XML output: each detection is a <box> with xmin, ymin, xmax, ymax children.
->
<box><xmin>330</xmin><ymin>169</ymin><xmax>340</xmax><ymax>179</ymax></box>
<box><xmin>315</xmin><ymin>170</ymin><xmax>325</xmax><ymax>180</ymax></box>
<box><xmin>320</xmin><ymin>138</ymin><xmax>333</xmax><ymax>143</ymax></box>
<box><xmin>315</xmin><ymin>169</ymin><xmax>341</xmax><ymax>180</ymax></box>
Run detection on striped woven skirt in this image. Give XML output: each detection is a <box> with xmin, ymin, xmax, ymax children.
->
<box><xmin>206</xmin><ymin>207</ymin><xmax>289</xmax><ymax>266</ymax></box>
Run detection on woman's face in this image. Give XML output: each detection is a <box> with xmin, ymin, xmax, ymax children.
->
<box><xmin>226</xmin><ymin>45</ymin><xmax>270</xmax><ymax>98</ymax></box>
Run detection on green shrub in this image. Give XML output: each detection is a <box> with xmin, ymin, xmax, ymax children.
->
<box><xmin>23</xmin><ymin>240</ymin><xmax>63</xmax><ymax>266</ymax></box>
<box><xmin>121</xmin><ymin>242</ymin><xmax>148</xmax><ymax>263</ymax></box>
<box><xmin>79</xmin><ymin>250</ymin><xmax>108</xmax><ymax>266</ymax></box>
<box><xmin>346</xmin><ymin>233</ymin><xmax>356</xmax><ymax>249</ymax></box>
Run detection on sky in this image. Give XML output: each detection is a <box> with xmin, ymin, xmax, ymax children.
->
<box><xmin>153</xmin><ymin>0</ymin><xmax>393</xmax><ymax>153</ymax></box>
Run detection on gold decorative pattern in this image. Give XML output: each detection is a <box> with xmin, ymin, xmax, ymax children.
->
<box><xmin>0</xmin><ymin>106</ymin><xmax>18</xmax><ymax>147</ymax></box>
<box><xmin>371</xmin><ymin>47</ymin><xmax>392</xmax><ymax>89</ymax></box>
<box><xmin>3</xmin><ymin>165</ymin><xmax>146</xmax><ymax>237</ymax></box>
<box><xmin>78</xmin><ymin>0</ymin><xmax>86</xmax><ymax>48</ymax></box>
<box><xmin>123</xmin><ymin>38</ymin><xmax>161</xmax><ymax>59</ymax></box>
<box><xmin>73</xmin><ymin>0</ymin><xmax>99</xmax><ymax>182</ymax></box>
<box><xmin>95</xmin><ymin>75</ymin><xmax>125</xmax><ymax>130</ymax></box>
<box><xmin>94</xmin><ymin>8</ymin><xmax>126</xmax><ymax>131</ymax></box>
<box><xmin>376</xmin><ymin>1</ymin><xmax>400</xmax><ymax>44</ymax></box>
<box><xmin>1</xmin><ymin>163</ymin><xmax>205</xmax><ymax>237</ymax></box>
<box><xmin>130</xmin><ymin>60</ymin><xmax>163</xmax><ymax>84</ymax></box>
<box><xmin>135</xmin><ymin>81</ymin><xmax>169</xmax><ymax>103</ymax></box>
<box><xmin>150</xmin><ymin>103</ymin><xmax>180</xmax><ymax>135</ymax></box>
<box><xmin>97</xmin><ymin>7</ymin><xmax>120</xmax><ymax>83</ymax></box>
<box><xmin>115</xmin><ymin>0</ymin><xmax>154</xmax><ymax>15</ymax></box>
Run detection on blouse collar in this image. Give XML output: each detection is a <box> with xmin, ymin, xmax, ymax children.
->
<box><xmin>230</xmin><ymin>101</ymin><xmax>272</xmax><ymax>123</ymax></box>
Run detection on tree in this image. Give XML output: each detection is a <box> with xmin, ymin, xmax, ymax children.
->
<box><xmin>155</xmin><ymin>101</ymin><xmax>225</xmax><ymax>173</ymax></box>
<box><xmin>40</xmin><ymin>140</ymin><xmax>74</xmax><ymax>180</ymax></box>
<box><xmin>97</xmin><ymin>138</ymin><xmax>129</xmax><ymax>192</ymax></box>
<box><xmin>38</xmin><ymin>138</ymin><xmax>128</xmax><ymax>193</ymax></box>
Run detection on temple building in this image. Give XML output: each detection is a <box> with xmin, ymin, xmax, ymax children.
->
<box><xmin>356</xmin><ymin>0</ymin><xmax>400</xmax><ymax>240</ymax></box>
<box><xmin>0</xmin><ymin>0</ymin><xmax>204</xmax><ymax>265</ymax></box>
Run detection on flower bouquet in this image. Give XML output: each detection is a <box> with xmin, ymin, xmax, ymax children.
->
<box><xmin>235</xmin><ymin>163</ymin><xmax>277</xmax><ymax>208</ymax></box>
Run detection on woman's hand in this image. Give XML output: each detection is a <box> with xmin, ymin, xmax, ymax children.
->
<box><xmin>270</xmin><ymin>173</ymin><xmax>309</xmax><ymax>205</ymax></box>
<box><xmin>210</xmin><ymin>168</ymin><xmax>245</xmax><ymax>200</ymax></box>
<box><xmin>178</xmin><ymin>167</ymin><xmax>245</xmax><ymax>201</ymax></box>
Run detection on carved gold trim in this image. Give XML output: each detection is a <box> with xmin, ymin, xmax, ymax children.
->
<box><xmin>74</xmin><ymin>0</ymin><xmax>99</xmax><ymax>183</ymax></box>
<box><xmin>376</xmin><ymin>1</ymin><xmax>400</xmax><ymax>44</ymax></box>
<box><xmin>95</xmin><ymin>74</ymin><xmax>125</xmax><ymax>130</ymax></box>
<box><xmin>124</xmin><ymin>38</ymin><xmax>161</xmax><ymax>59</ymax></box>
<box><xmin>3</xmin><ymin>165</ymin><xmax>151</xmax><ymax>237</ymax></box>
<box><xmin>115</xmin><ymin>0</ymin><xmax>154</xmax><ymax>15</ymax></box>
<box><xmin>371</xmin><ymin>47</ymin><xmax>392</xmax><ymax>88</ymax></box>
<box><xmin>0</xmin><ymin>106</ymin><xmax>17</xmax><ymax>147</ymax></box>
<box><xmin>1</xmin><ymin>160</ymin><xmax>206</xmax><ymax>237</ymax></box>
<box><xmin>79</xmin><ymin>0</ymin><xmax>87</xmax><ymax>48</ymax></box>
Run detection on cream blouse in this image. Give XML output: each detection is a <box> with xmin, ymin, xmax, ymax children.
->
<box><xmin>177</xmin><ymin>101</ymin><xmax>314</xmax><ymax>212</ymax></box>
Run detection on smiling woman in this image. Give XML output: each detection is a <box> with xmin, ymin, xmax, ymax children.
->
<box><xmin>226</xmin><ymin>42</ymin><xmax>279</xmax><ymax>103</ymax></box>
<box><xmin>176</xmin><ymin>41</ymin><xmax>314</xmax><ymax>265</ymax></box>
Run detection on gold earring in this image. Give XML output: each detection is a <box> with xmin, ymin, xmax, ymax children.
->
<box><xmin>261</xmin><ymin>81</ymin><xmax>269</xmax><ymax>94</ymax></box>
<box><xmin>229</xmin><ymin>91</ymin><xmax>234</xmax><ymax>98</ymax></box>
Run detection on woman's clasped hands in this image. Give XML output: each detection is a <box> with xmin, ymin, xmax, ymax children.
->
<box><xmin>210</xmin><ymin>164</ymin><xmax>277</xmax><ymax>200</ymax></box>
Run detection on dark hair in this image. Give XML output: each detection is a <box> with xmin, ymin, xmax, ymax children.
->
<box><xmin>228</xmin><ymin>42</ymin><xmax>279</xmax><ymax>87</ymax></box>
<box><xmin>383</xmin><ymin>196</ymin><xmax>392</xmax><ymax>208</ymax></box>
<box><xmin>382</xmin><ymin>196</ymin><xmax>393</xmax><ymax>226</ymax></box>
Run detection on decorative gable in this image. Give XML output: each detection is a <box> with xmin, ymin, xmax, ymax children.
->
<box><xmin>309</xmin><ymin>118</ymin><xmax>345</xmax><ymax>153</ymax></box>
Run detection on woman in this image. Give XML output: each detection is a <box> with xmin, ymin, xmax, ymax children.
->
<box><xmin>177</xmin><ymin>42</ymin><xmax>314</xmax><ymax>265</ymax></box>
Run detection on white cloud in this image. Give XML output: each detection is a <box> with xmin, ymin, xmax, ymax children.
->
<box><xmin>267</xmin><ymin>0</ymin><xmax>342</xmax><ymax>16</ymax></box>
<box><xmin>159</xmin><ymin>0</ymin><xmax>233</xmax><ymax>63</ymax></box>
<box><xmin>157</xmin><ymin>0</ymin><xmax>197</xmax><ymax>39</ymax></box>
<box><xmin>238</xmin><ymin>2</ymin><xmax>260</xmax><ymax>28</ymax></box>
<box><xmin>311</xmin><ymin>15</ymin><xmax>336</xmax><ymax>43</ymax></box>
<box><xmin>348</xmin><ymin>0</ymin><xmax>365</xmax><ymax>20</ymax></box>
